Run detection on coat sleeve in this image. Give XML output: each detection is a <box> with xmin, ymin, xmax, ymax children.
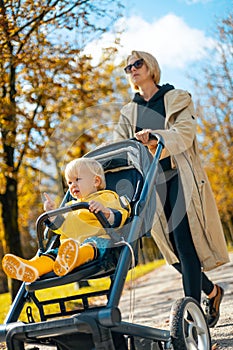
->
<box><xmin>113</xmin><ymin>102</ymin><xmax>137</xmax><ymax>141</ymax></box>
<box><xmin>152</xmin><ymin>90</ymin><xmax>197</xmax><ymax>156</ymax></box>
<box><xmin>113</xmin><ymin>114</ymin><xmax>132</xmax><ymax>141</ymax></box>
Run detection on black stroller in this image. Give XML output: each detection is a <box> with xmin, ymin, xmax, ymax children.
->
<box><xmin>0</xmin><ymin>136</ymin><xmax>211</xmax><ymax>350</ymax></box>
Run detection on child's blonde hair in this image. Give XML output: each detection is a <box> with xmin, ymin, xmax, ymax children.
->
<box><xmin>65</xmin><ymin>158</ymin><xmax>106</xmax><ymax>190</ymax></box>
<box><xmin>126</xmin><ymin>50</ymin><xmax>161</xmax><ymax>91</ymax></box>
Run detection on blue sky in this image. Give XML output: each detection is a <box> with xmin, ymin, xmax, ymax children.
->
<box><xmin>85</xmin><ymin>0</ymin><xmax>231</xmax><ymax>95</ymax></box>
<box><xmin>128</xmin><ymin>0</ymin><xmax>230</xmax><ymax>32</ymax></box>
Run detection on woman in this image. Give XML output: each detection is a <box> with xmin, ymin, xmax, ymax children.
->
<box><xmin>113</xmin><ymin>50</ymin><xmax>229</xmax><ymax>328</ymax></box>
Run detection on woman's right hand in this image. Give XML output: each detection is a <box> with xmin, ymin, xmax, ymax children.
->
<box><xmin>135</xmin><ymin>129</ymin><xmax>151</xmax><ymax>144</ymax></box>
<box><xmin>135</xmin><ymin>129</ymin><xmax>158</xmax><ymax>154</ymax></box>
<box><xmin>43</xmin><ymin>192</ymin><xmax>56</xmax><ymax>211</ymax></box>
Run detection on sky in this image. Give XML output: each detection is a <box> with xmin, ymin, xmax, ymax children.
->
<box><xmin>84</xmin><ymin>0</ymin><xmax>231</xmax><ymax>95</ymax></box>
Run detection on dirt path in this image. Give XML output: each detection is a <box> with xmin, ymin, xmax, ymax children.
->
<box><xmin>119</xmin><ymin>253</ymin><xmax>233</xmax><ymax>349</ymax></box>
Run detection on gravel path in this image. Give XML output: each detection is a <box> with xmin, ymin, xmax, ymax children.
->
<box><xmin>119</xmin><ymin>253</ymin><xmax>233</xmax><ymax>349</ymax></box>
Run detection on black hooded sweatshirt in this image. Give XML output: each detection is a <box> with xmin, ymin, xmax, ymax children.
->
<box><xmin>133</xmin><ymin>83</ymin><xmax>174</xmax><ymax>132</ymax></box>
<box><xmin>133</xmin><ymin>83</ymin><xmax>175</xmax><ymax>173</ymax></box>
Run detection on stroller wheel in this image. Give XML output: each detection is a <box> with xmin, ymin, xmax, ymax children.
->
<box><xmin>170</xmin><ymin>297</ymin><xmax>211</xmax><ymax>350</ymax></box>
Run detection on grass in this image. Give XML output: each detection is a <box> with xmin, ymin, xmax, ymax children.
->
<box><xmin>0</xmin><ymin>259</ymin><xmax>165</xmax><ymax>324</ymax></box>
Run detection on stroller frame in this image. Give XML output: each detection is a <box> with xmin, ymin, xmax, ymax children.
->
<box><xmin>0</xmin><ymin>136</ymin><xmax>211</xmax><ymax>350</ymax></box>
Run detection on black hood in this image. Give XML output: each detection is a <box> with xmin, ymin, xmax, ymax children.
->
<box><xmin>133</xmin><ymin>83</ymin><xmax>175</xmax><ymax>106</ymax></box>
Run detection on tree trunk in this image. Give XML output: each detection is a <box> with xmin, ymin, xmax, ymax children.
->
<box><xmin>2</xmin><ymin>176</ymin><xmax>23</xmax><ymax>300</ymax></box>
<box><xmin>226</xmin><ymin>216</ymin><xmax>233</xmax><ymax>244</ymax></box>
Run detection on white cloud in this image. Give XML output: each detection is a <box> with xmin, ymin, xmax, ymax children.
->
<box><xmin>84</xmin><ymin>13</ymin><xmax>214</xmax><ymax>69</ymax></box>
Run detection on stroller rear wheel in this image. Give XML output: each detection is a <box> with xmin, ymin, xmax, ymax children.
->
<box><xmin>170</xmin><ymin>297</ymin><xmax>211</xmax><ymax>350</ymax></box>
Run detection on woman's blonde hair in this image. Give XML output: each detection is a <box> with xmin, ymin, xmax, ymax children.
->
<box><xmin>126</xmin><ymin>50</ymin><xmax>161</xmax><ymax>91</ymax></box>
<box><xmin>65</xmin><ymin>158</ymin><xmax>106</xmax><ymax>190</ymax></box>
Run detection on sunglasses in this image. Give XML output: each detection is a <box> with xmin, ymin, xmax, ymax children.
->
<box><xmin>124</xmin><ymin>58</ymin><xmax>144</xmax><ymax>74</ymax></box>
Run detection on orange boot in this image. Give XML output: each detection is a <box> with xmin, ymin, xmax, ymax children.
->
<box><xmin>53</xmin><ymin>238</ymin><xmax>96</xmax><ymax>276</ymax></box>
<box><xmin>2</xmin><ymin>254</ymin><xmax>54</xmax><ymax>283</ymax></box>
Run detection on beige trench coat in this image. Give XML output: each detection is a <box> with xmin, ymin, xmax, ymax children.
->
<box><xmin>114</xmin><ymin>89</ymin><xmax>229</xmax><ymax>271</ymax></box>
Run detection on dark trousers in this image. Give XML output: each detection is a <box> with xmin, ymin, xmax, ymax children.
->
<box><xmin>156</xmin><ymin>173</ymin><xmax>214</xmax><ymax>303</ymax></box>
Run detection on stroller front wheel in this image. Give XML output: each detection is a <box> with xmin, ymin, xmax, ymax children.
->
<box><xmin>170</xmin><ymin>297</ymin><xmax>211</xmax><ymax>350</ymax></box>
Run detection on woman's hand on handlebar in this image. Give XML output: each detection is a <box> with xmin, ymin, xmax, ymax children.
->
<box><xmin>135</xmin><ymin>129</ymin><xmax>158</xmax><ymax>154</ymax></box>
<box><xmin>134</xmin><ymin>129</ymin><xmax>158</xmax><ymax>147</ymax></box>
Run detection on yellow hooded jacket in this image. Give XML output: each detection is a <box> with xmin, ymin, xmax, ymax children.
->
<box><xmin>52</xmin><ymin>190</ymin><xmax>130</xmax><ymax>243</ymax></box>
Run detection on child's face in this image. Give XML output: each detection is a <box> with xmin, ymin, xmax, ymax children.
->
<box><xmin>66</xmin><ymin>167</ymin><xmax>100</xmax><ymax>199</ymax></box>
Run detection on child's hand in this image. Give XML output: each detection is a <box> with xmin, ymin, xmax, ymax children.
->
<box><xmin>89</xmin><ymin>200</ymin><xmax>110</xmax><ymax>218</ymax></box>
<box><xmin>43</xmin><ymin>192</ymin><xmax>56</xmax><ymax>211</ymax></box>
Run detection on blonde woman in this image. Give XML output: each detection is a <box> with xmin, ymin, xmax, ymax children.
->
<box><xmin>114</xmin><ymin>50</ymin><xmax>229</xmax><ymax>328</ymax></box>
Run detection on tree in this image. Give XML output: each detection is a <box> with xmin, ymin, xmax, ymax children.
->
<box><xmin>0</xmin><ymin>0</ymin><xmax>125</xmax><ymax>299</ymax></box>
<box><xmin>194</xmin><ymin>13</ymin><xmax>233</xmax><ymax>245</ymax></box>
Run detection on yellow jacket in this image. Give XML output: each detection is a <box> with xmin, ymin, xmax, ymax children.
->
<box><xmin>53</xmin><ymin>190</ymin><xmax>130</xmax><ymax>242</ymax></box>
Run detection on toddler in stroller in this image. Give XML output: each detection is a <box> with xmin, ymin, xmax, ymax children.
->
<box><xmin>2</xmin><ymin>158</ymin><xmax>130</xmax><ymax>283</ymax></box>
